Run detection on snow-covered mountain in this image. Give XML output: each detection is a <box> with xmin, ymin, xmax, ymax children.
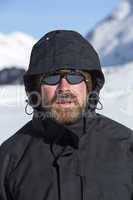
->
<box><xmin>0</xmin><ymin>32</ymin><xmax>36</xmax><ymax>70</ymax></box>
<box><xmin>86</xmin><ymin>0</ymin><xmax>133</xmax><ymax>66</ymax></box>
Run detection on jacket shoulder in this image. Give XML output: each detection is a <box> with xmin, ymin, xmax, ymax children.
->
<box><xmin>96</xmin><ymin>113</ymin><xmax>133</xmax><ymax>139</ymax></box>
<box><xmin>0</xmin><ymin>120</ymin><xmax>33</xmax><ymax>153</ymax></box>
<box><xmin>0</xmin><ymin>120</ymin><xmax>35</xmax><ymax>179</ymax></box>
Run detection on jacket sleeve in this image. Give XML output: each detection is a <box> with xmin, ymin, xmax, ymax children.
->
<box><xmin>130</xmin><ymin>135</ymin><xmax>133</xmax><ymax>200</ymax></box>
<box><xmin>131</xmin><ymin>166</ymin><xmax>133</xmax><ymax>200</ymax></box>
<box><xmin>0</xmin><ymin>145</ymin><xmax>13</xmax><ymax>200</ymax></box>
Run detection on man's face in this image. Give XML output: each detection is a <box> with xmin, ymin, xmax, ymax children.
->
<box><xmin>40</xmin><ymin>69</ymin><xmax>92</xmax><ymax>124</ymax></box>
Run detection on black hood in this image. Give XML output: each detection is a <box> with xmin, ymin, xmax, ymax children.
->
<box><xmin>24</xmin><ymin>30</ymin><xmax>105</xmax><ymax>93</ymax></box>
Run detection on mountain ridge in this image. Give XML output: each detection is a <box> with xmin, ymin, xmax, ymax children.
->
<box><xmin>86</xmin><ymin>0</ymin><xmax>133</xmax><ymax>66</ymax></box>
<box><xmin>0</xmin><ymin>32</ymin><xmax>36</xmax><ymax>70</ymax></box>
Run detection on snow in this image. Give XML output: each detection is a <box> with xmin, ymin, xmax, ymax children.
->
<box><xmin>0</xmin><ymin>32</ymin><xmax>36</xmax><ymax>70</ymax></box>
<box><xmin>113</xmin><ymin>0</ymin><xmax>131</xmax><ymax>20</ymax></box>
<box><xmin>86</xmin><ymin>0</ymin><xmax>133</xmax><ymax>66</ymax></box>
<box><xmin>99</xmin><ymin>62</ymin><xmax>133</xmax><ymax>129</ymax></box>
<box><xmin>0</xmin><ymin>62</ymin><xmax>133</xmax><ymax>144</ymax></box>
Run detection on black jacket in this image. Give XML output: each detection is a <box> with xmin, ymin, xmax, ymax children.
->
<box><xmin>0</xmin><ymin>113</ymin><xmax>133</xmax><ymax>200</ymax></box>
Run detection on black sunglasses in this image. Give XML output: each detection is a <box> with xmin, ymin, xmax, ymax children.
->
<box><xmin>40</xmin><ymin>70</ymin><xmax>88</xmax><ymax>85</ymax></box>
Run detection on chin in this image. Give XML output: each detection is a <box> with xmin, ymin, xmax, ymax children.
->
<box><xmin>50</xmin><ymin>106</ymin><xmax>83</xmax><ymax>124</ymax></box>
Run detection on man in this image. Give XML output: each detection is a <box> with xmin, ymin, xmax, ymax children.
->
<box><xmin>0</xmin><ymin>30</ymin><xmax>133</xmax><ymax>200</ymax></box>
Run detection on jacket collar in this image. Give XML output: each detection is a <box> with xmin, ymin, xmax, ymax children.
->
<box><xmin>32</xmin><ymin>110</ymin><xmax>97</xmax><ymax>149</ymax></box>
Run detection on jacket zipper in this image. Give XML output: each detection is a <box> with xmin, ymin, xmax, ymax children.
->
<box><xmin>50</xmin><ymin>143</ymin><xmax>66</xmax><ymax>200</ymax></box>
<box><xmin>53</xmin><ymin>160</ymin><xmax>61</xmax><ymax>200</ymax></box>
<box><xmin>80</xmin><ymin>175</ymin><xmax>86</xmax><ymax>200</ymax></box>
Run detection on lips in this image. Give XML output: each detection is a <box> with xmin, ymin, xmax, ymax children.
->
<box><xmin>56</xmin><ymin>98</ymin><xmax>75</xmax><ymax>104</ymax></box>
<box><xmin>55</xmin><ymin>91</ymin><xmax>77</xmax><ymax>105</ymax></box>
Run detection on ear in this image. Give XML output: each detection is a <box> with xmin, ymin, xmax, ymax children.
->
<box><xmin>87</xmin><ymin>91</ymin><xmax>99</xmax><ymax>111</ymax></box>
<box><xmin>26</xmin><ymin>91</ymin><xmax>42</xmax><ymax>108</ymax></box>
<box><xmin>82</xmin><ymin>71</ymin><xmax>93</xmax><ymax>92</ymax></box>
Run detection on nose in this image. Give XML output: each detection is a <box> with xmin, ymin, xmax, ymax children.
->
<box><xmin>57</xmin><ymin>77</ymin><xmax>70</xmax><ymax>90</ymax></box>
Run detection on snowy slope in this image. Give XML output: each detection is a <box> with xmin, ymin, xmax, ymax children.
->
<box><xmin>86</xmin><ymin>0</ymin><xmax>133</xmax><ymax>66</ymax></box>
<box><xmin>0</xmin><ymin>32</ymin><xmax>36</xmax><ymax>69</ymax></box>
<box><xmin>0</xmin><ymin>62</ymin><xmax>133</xmax><ymax>143</ymax></box>
<box><xmin>99</xmin><ymin>62</ymin><xmax>133</xmax><ymax>128</ymax></box>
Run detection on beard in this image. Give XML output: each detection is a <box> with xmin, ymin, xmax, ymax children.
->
<box><xmin>42</xmin><ymin>89</ymin><xmax>86</xmax><ymax>124</ymax></box>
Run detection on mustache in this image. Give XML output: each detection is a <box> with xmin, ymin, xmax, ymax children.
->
<box><xmin>51</xmin><ymin>90</ymin><xmax>78</xmax><ymax>104</ymax></box>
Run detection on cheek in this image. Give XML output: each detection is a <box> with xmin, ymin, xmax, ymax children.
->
<box><xmin>41</xmin><ymin>85</ymin><xmax>57</xmax><ymax>102</ymax></box>
<box><xmin>70</xmin><ymin>82</ymin><xmax>87</xmax><ymax>102</ymax></box>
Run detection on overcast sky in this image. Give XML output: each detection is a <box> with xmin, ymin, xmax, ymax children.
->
<box><xmin>0</xmin><ymin>0</ymin><xmax>121</xmax><ymax>39</ymax></box>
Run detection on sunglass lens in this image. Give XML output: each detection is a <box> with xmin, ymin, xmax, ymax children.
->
<box><xmin>67</xmin><ymin>74</ymin><xmax>84</xmax><ymax>84</ymax></box>
<box><xmin>41</xmin><ymin>74</ymin><xmax>60</xmax><ymax>85</ymax></box>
